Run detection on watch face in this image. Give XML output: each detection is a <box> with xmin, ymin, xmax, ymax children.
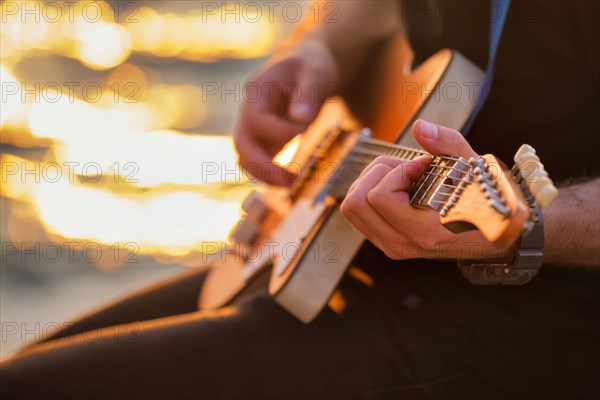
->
<box><xmin>458</xmin><ymin>262</ymin><xmax>539</xmax><ymax>285</ymax></box>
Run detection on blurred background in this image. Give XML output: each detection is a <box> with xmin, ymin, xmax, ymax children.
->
<box><xmin>1</xmin><ymin>0</ymin><xmax>303</xmax><ymax>358</ymax></box>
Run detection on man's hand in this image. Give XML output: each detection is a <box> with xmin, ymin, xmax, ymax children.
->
<box><xmin>234</xmin><ymin>39</ymin><xmax>339</xmax><ymax>186</ymax></box>
<box><xmin>233</xmin><ymin>1</ymin><xmax>401</xmax><ymax>186</ymax></box>
<box><xmin>340</xmin><ymin>119</ymin><xmax>516</xmax><ymax>261</ymax></box>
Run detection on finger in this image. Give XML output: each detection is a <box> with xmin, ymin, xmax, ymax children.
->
<box><xmin>358</xmin><ymin>156</ymin><xmax>405</xmax><ymax>179</ymax></box>
<box><xmin>340</xmin><ymin>165</ymin><xmax>404</xmax><ymax>256</ymax></box>
<box><xmin>288</xmin><ymin>76</ymin><xmax>321</xmax><ymax>124</ymax></box>
<box><xmin>347</xmin><ymin>163</ymin><xmax>393</xmax><ymax>197</ymax></box>
<box><xmin>372</xmin><ymin>193</ymin><xmax>440</xmax><ymax>240</ymax></box>
<box><xmin>253</xmin><ymin>114</ymin><xmax>306</xmax><ymax>155</ymax></box>
<box><xmin>288</xmin><ymin>64</ymin><xmax>337</xmax><ymax>125</ymax></box>
<box><xmin>412</xmin><ymin>119</ymin><xmax>477</xmax><ymax>159</ymax></box>
<box><xmin>348</xmin><ymin>156</ymin><xmax>406</xmax><ymax>194</ymax></box>
<box><xmin>368</xmin><ymin>155</ymin><xmax>432</xmax><ymax>195</ymax></box>
<box><xmin>233</xmin><ymin>62</ymin><xmax>308</xmax><ymax>186</ymax></box>
<box><xmin>367</xmin><ymin>155</ymin><xmax>432</xmax><ymax>222</ymax></box>
<box><xmin>235</xmin><ymin>130</ymin><xmax>296</xmax><ymax>187</ymax></box>
<box><xmin>235</xmin><ymin>99</ymin><xmax>303</xmax><ymax>186</ymax></box>
<box><xmin>365</xmin><ymin>156</ymin><xmax>440</xmax><ymax>243</ymax></box>
<box><xmin>247</xmin><ymin>97</ymin><xmax>307</xmax><ymax>154</ymax></box>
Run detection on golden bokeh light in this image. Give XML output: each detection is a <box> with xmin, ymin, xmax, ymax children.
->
<box><xmin>1</xmin><ymin>1</ymin><xmax>281</xmax><ymax>67</ymax></box>
<box><xmin>2</xmin><ymin>153</ymin><xmax>253</xmax><ymax>258</ymax></box>
<box><xmin>0</xmin><ymin>0</ymin><xmax>292</xmax><ymax>267</ymax></box>
<box><xmin>75</xmin><ymin>19</ymin><xmax>132</xmax><ymax>70</ymax></box>
<box><xmin>0</xmin><ymin>65</ymin><xmax>21</xmax><ymax>125</ymax></box>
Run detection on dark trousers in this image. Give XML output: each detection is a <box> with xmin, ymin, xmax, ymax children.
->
<box><xmin>2</xmin><ymin>245</ymin><xmax>599</xmax><ymax>399</ymax></box>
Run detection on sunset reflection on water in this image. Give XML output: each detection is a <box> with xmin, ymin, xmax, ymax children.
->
<box><xmin>1</xmin><ymin>1</ymin><xmax>294</xmax><ymax>268</ymax></box>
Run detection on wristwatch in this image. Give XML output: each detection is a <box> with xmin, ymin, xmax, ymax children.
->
<box><xmin>458</xmin><ymin>208</ymin><xmax>544</xmax><ymax>285</ymax></box>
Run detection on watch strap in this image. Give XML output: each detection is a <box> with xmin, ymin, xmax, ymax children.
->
<box><xmin>458</xmin><ymin>209</ymin><xmax>544</xmax><ymax>285</ymax></box>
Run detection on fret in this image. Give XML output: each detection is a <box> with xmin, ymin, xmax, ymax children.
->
<box><xmin>354</xmin><ymin>140</ymin><xmax>419</xmax><ymax>161</ymax></box>
<box><xmin>408</xmin><ymin>157</ymin><xmax>470</xmax><ymax>211</ymax></box>
<box><xmin>327</xmin><ymin>158</ymin><xmax>362</xmax><ymax>199</ymax></box>
<box><xmin>326</xmin><ymin>135</ymin><xmax>468</xmax><ymax>201</ymax></box>
<box><xmin>409</xmin><ymin>174</ymin><xmax>430</xmax><ymax>206</ymax></box>
<box><xmin>411</xmin><ymin>157</ymin><xmax>444</xmax><ymax>207</ymax></box>
<box><xmin>359</xmin><ymin>138</ymin><xmax>426</xmax><ymax>159</ymax></box>
<box><xmin>424</xmin><ymin>159</ymin><xmax>451</xmax><ymax>207</ymax></box>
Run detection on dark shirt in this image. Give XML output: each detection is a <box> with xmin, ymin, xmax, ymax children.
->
<box><xmin>404</xmin><ymin>0</ymin><xmax>600</xmax><ymax>181</ymax></box>
<box><xmin>1</xmin><ymin>3</ymin><xmax>598</xmax><ymax>399</ymax></box>
<box><xmin>359</xmin><ymin>2</ymin><xmax>600</xmax><ymax>397</ymax></box>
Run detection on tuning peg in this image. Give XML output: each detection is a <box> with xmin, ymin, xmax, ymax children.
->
<box><xmin>514</xmin><ymin>144</ymin><xmax>558</xmax><ymax>208</ymax></box>
<box><xmin>229</xmin><ymin>217</ymin><xmax>260</xmax><ymax>244</ymax></box>
<box><xmin>228</xmin><ymin>190</ymin><xmax>269</xmax><ymax>244</ymax></box>
<box><xmin>241</xmin><ymin>190</ymin><xmax>268</xmax><ymax>221</ymax></box>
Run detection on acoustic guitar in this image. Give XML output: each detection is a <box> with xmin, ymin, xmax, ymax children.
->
<box><xmin>198</xmin><ymin>34</ymin><xmax>557</xmax><ymax>322</ymax></box>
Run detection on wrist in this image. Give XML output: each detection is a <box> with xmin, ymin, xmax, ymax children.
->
<box><xmin>458</xmin><ymin>209</ymin><xmax>545</xmax><ymax>285</ymax></box>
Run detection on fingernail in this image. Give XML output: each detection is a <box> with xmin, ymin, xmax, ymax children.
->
<box><xmin>290</xmin><ymin>103</ymin><xmax>312</xmax><ymax>122</ymax></box>
<box><xmin>419</xmin><ymin>120</ymin><xmax>438</xmax><ymax>139</ymax></box>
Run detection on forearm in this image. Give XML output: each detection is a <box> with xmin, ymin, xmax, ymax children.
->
<box><xmin>283</xmin><ymin>0</ymin><xmax>402</xmax><ymax>87</ymax></box>
<box><xmin>542</xmin><ymin>178</ymin><xmax>600</xmax><ymax>267</ymax></box>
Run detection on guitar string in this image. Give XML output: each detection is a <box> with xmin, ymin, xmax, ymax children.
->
<box><xmin>342</xmin><ymin>154</ymin><xmax>470</xmax><ymax>173</ymax></box>
<box><xmin>330</xmin><ymin>163</ymin><xmax>467</xmax><ymax>196</ymax></box>
<box><xmin>398</xmin><ymin>172</ymin><xmax>504</xmax><ymax>212</ymax></box>
<box><xmin>336</xmin><ymin>164</ymin><xmax>473</xmax><ymax>191</ymax></box>
<box><xmin>352</xmin><ymin>142</ymin><xmax>466</xmax><ymax>163</ymax></box>
<box><xmin>301</xmin><ymin>136</ymin><xmax>473</xmax><ymax>188</ymax></box>
<box><xmin>310</xmin><ymin>139</ymin><xmax>506</xmax><ymax>211</ymax></box>
<box><xmin>299</xmin><ymin>132</ymin><xmax>515</xmax><ymax>214</ymax></box>
<box><xmin>329</xmin><ymin>169</ymin><xmax>502</xmax><ymax>212</ymax></box>
<box><xmin>358</xmin><ymin>138</ymin><xmax>467</xmax><ymax>162</ymax></box>
<box><xmin>333</xmin><ymin>159</ymin><xmax>467</xmax><ymax>189</ymax></box>
<box><xmin>355</xmin><ymin>139</ymin><xmax>469</xmax><ymax>164</ymax></box>
<box><xmin>337</xmin><ymin>158</ymin><xmax>472</xmax><ymax>192</ymax></box>
<box><xmin>329</xmin><ymin>160</ymin><xmax>503</xmax><ymax>212</ymax></box>
<box><xmin>342</xmin><ymin>150</ymin><xmax>484</xmax><ymax>190</ymax></box>
<box><xmin>345</xmin><ymin>150</ymin><xmax>469</xmax><ymax>169</ymax></box>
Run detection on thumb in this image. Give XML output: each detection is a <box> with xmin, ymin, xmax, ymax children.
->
<box><xmin>412</xmin><ymin>119</ymin><xmax>477</xmax><ymax>159</ymax></box>
<box><xmin>288</xmin><ymin>76</ymin><xmax>334</xmax><ymax>124</ymax></box>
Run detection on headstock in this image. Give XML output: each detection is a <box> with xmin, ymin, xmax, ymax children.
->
<box><xmin>513</xmin><ymin>144</ymin><xmax>558</xmax><ymax>209</ymax></box>
<box><xmin>439</xmin><ymin>154</ymin><xmax>531</xmax><ymax>245</ymax></box>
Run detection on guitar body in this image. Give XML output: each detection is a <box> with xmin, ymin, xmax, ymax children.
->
<box><xmin>198</xmin><ymin>98</ymin><xmax>360</xmax><ymax>311</ymax></box>
<box><xmin>199</xmin><ymin>34</ymin><xmax>485</xmax><ymax>318</ymax></box>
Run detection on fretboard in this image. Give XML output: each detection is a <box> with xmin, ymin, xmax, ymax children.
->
<box><xmin>327</xmin><ymin>138</ymin><xmax>469</xmax><ymax>212</ymax></box>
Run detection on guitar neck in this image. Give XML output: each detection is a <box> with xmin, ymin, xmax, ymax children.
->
<box><xmin>327</xmin><ymin>137</ymin><xmax>473</xmax><ymax>214</ymax></box>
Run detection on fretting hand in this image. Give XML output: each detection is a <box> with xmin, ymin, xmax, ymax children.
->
<box><xmin>340</xmin><ymin>119</ymin><xmax>517</xmax><ymax>261</ymax></box>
